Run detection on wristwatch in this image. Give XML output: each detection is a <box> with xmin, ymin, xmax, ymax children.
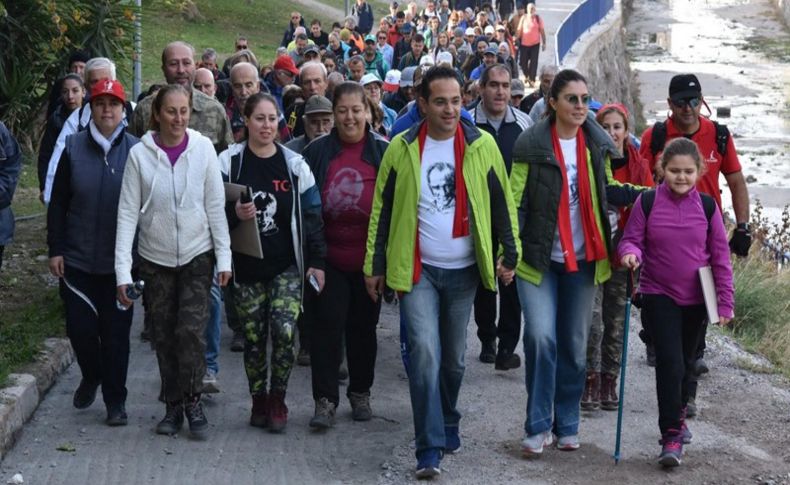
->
<box><xmin>736</xmin><ymin>222</ymin><xmax>750</xmax><ymax>232</ymax></box>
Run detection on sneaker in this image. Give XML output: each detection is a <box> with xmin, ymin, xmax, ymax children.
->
<box><xmin>415</xmin><ymin>448</ymin><xmax>442</xmax><ymax>479</ymax></box>
<box><xmin>268</xmin><ymin>390</ymin><xmax>288</xmax><ymax>433</ymax></box>
<box><xmin>250</xmin><ymin>393</ymin><xmax>268</xmax><ymax>428</ymax></box>
<box><xmin>296</xmin><ymin>347</ymin><xmax>311</xmax><ymax>366</ymax></box>
<box><xmin>230</xmin><ymin>331</ymin><xmax>245</xmax><ymax>352</ymax></box>
<box><xmin>309</xmin><ymin>397</ymin><xmax>336</xmax><ymax>429</ymax></box>
<box><xmin>600</xmin><ymin>373</ymin><xmax>619</xmax><ymax>411</ymax></box>
<box><xmin>202</xmin><ymin>369</ymin><xmax>220</xmax><ymax>394</ymax></box>
<box><xmin>694</xmin><ymin>357</ymin><xmax>709</xmax><ymax>376</ymax></box>
<box><xmin>105</xmin><ymin>403</ymin><xmax>128</xmax><ymax>427</ymax></box>
<box><xmin>73</xmin><ymin>379</ymin><xmax>100</xmax><ymax>409</ymax></box>
<box><xmin>156</xmin><ymin>401</ymin><xmax>184</xmax><ymax>435</ymax></box>
<box><xmin>658</xmin><ymin>430</ymin><xmax>683</xmax><ymax>467</ymax></box>
<box><xmin>521</xmin><ymin>430</ymin><xmax>553</xmax><ymax>456</ymax></box>
<box><xmin>581</xmin><ymin>371</ymin><xmax>600</xmax><ymax>411</ymax></box>
<box><xmin>645</xmin><ymin>344</ymin><xmax>656</xmax><ymax>367</ymax></box>
<box><xmin>680</xmin><ymin>406</ymin><xmax>693</xmax><ymax>444</ymax></box>
<box><xmin>445</xmin><ymin>426</ymin><xmax>461</xmax><ymax>454</ymax></box>
<box><xmin>184</xmin><ymin>394</ymin><xmax>208</xmax><ymax>438</ymax></box>
<box><xmin>556</xmin><ymin>434</ymin><xmax>580</xmax><ymax>451</ymax></box>
<box><xmin>686</xmin><ymin>396</ymin><xmax>697</xmax><ymax>418</ymax></box>
<box><xmin>479</xmin><ymin>340</ymin><xmax>496</xmax><ymax>364</ymax></box>
<box><xmin>349</xmin><ymin>391</ymin><xmax>373</xmax><ymax>421</ymax></box>
<box><xmin>494</xmin><ymin>351</ymin><xmax>521</xmax><ymax>370</ymax></box>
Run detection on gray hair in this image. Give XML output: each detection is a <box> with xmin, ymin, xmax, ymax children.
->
<box><xmin>85</xmin><ymin>57</ymin><xmax>117</xmax><ymax>80</ymax></box>
<box><xmin>202</xmin><ymin>48</ymin><xmax>217</xmax><ymax>62</ymax></box>
<box><xmin>539</xmin><ymin>64</ymin><xmax>559</xmax><ymax>78</ymax></box>
<box><xmin>300</xmin><ymin>61</ymin><xmax>327</xmax><ymax>79</ymax></box>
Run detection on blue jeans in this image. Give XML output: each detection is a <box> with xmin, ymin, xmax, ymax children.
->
<box><xmin>204</xmin><ymin>273</ymin><xmax>222</xmax><ymax>374</ymax></box>
<box><xmin>399</xmin><ymin>263</ymin><xmax>479</xmax><ymax>454</ymax></box>
<box><xmin>517</xmin><ymin>260</ymin><xmax>596</xmax><ymax>437</ymax></box>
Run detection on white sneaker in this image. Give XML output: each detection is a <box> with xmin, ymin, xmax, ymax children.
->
<box><xmin>202</xmin><ymin>370</ymin><xmax>220</xmax><ymax>393</ymax></box>
<box><xmin>521</xmin><ymin>431</ymin><xmax>554</xmax><ymax>456</ymax></box>
<box><xmin>556</xmin><ymin>434</ymin><xmax>580</xmax><ymax>451</ymax></box>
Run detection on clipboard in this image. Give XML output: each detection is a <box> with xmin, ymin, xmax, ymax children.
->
<box><xmin>224</xmin><ymin>182</ymin><xmax>263</xmax><ymax>259</ymax></box>
<box><xmin>698</xmin><ymin>266</ymin><xmax>720</xmax><ymax>324</ymax></box>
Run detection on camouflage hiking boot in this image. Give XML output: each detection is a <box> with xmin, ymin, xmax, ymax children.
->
<box><xmin>184</xmin><ymin>394</ymin><xmax>208</xmax><ymax>438</ymax></box>
<box><xmin>581</xmin><ymin>371</ymin><xmax>600</xmax><ymax>411</ymax></box>
<box><xmin>156</xmin><ymin>401</ymin><xmax>184</xmax><ymax>435</ymax></box>
<box><xmin>250</xmin><ymin>393</ymin><xmax>268</xmax><ymax>428</ymax></box>
<box><xmin>600</xmin><ymin>373</ymin><xmax>619</xmax><ymax>411</ymax></box>
<box><xmin>268</xmin><ymin>390</ymin><xmax>288</xmax><ymax>433</ymax></box>
<box><xmin>349</xmin><ymin>391</ymin><xmax>372</xmax><ymax>421</ymax></box>
<box><xmin>309</xmin><ymin>397</ymin><xmax>336</xmax><ymax>429</ymax></box>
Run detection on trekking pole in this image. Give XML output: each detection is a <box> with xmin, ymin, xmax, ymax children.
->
<box><xmin>614</xmin><ymin>269</ymin><xmax>635</xmax><ymax>465</ymax></box>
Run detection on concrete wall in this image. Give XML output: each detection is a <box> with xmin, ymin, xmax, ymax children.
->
<box><xmin>772</xmin><ymin>0</ymin><xmax>790</xmax><ymax>26</ymax></box>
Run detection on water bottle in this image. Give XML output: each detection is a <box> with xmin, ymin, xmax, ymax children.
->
<box><xmin>117</xmin><ymin>280</ymin><xmax>145</xmax><ymax>311</ymax></box>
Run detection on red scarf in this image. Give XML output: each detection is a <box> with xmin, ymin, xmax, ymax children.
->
<box><xmin>411</xmin><ymin>121</ymin><xmax>469</xmax><ymax>284</ymax></box>
<box><xmin>551</xmin><ymin>124</ymin><xmax>607</xmax><ymax>272</ymax></box>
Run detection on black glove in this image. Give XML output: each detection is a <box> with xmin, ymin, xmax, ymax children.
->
<box><xmin>729</xmin><ymin>223</ymin><xmax>751</xmax><ymax>257</ymax></box>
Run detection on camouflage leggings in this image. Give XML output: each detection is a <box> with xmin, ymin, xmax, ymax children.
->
<box><xmin>234</xmin><ymin>266</ymin><xmax>301</xmax><ymax>395</ymax></box>
<box><xmin>586</xmin><ymin>267</ymin><xmax>628</xmax><ymax>376</ymax></box>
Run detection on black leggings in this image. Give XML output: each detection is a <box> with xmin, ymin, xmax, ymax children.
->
<box><xmin>519</xmin><ymin>43</ymin><xmax>540</xmax><ymax>83</ymax></box>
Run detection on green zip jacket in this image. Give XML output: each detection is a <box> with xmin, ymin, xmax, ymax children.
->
<box><xmin>364</xmin><ymin>119</ymin><xmax>520</xmax><ymax>292</ymax></box>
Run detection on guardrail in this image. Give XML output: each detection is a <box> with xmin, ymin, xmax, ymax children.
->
<box><xmin>554</xmin><ymin>0</ymin><xmax>614</xmax><ymax>65</ymax></box>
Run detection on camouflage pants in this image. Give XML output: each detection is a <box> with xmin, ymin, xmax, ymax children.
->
<box><xmin>234</xmin><ymin>266</ymin><xmax>301</xmax><ymax>395</ymax></box>
<box><xmin>586</xmin><ymin>267</ymin><xmax>628</xmax><ymax>376</ymax></box>
<box><xmin>140</xmin><ymin>252</ymin><xmax>214</xmax><ymax>402</ymax></box>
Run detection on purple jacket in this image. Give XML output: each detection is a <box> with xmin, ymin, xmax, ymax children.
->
<box><xmin>617</xmin><ymin>183</ymin><xmax>734</xmax><ymax>318</ymax></box>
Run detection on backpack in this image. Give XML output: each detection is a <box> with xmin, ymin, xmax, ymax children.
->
<box><xmin>649</xmin><ymin>119</ymin><xmax>729</xmax><ymax>158</ymax></box>
<box><xmin>640</xmin><ymin>189</ymin><xmax>717</xmax><ymax>232</ymax></box>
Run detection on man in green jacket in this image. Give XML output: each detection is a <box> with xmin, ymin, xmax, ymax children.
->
<box><xmin>364</xmin><ymin>65</ymin><xmax>519</xmax><ymax>479</ymax></box>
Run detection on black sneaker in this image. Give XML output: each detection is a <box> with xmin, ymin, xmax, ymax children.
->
<box><xmin>184</xmin><ymin>394</ymin><xmax>208</xmax><ymax>438</ymax></box>
<box><xmin>106</xmin><ymin>403</ymin><xmax>128</xmax><ymax>427</ymax></box>
<box><xmin>495</xmin><ymin>351</ymin><xmax>521</xmax><ymax>370</ymax></box>
<box><xmin>479</xmin><ymin>340</ymin><xmax>496</xmax><ymax>364</ymax></box>
<box><xmin>693</xmin><ymin>358</ymin><xmax>709</xmax><ymax>376</ymax></box>
<box><xmin>230</xmin><ymin>331</ymin><xmax>245</xmax><ymax>352</ymax></box>
<box><xmin>156</xmin><ymin>401</ymin><xmax>184</xmax><ymax>435</ymax></box>
<box><xmin>73</xmin><ymin>379</ymin><xmax>100</xmax><ymax>409</ymax></box>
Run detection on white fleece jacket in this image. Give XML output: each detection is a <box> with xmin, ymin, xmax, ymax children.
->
<box><xmin>115</xmin><ymin>128</ymin><xmax>231</xmax><ymax>285</ymax></box>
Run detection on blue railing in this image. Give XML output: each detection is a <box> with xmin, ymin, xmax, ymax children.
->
<box><xmin>555</xmin><ymin>0</ymin><xmax>614</xmax><ymax>65</ymax></box>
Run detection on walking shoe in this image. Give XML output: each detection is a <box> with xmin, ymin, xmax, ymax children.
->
<box><xmin>600</xmin><ymin>372</ymin><xmax>619</xmax><ymax>411</ymax></box>
<box><xmin>296</xmin><ymin>347</ymin><xmax>311</xmax><ymax>366</ymax></box>
<box><xmin>495</xmin><ymin>351</ymin><xmax>521</xmax><ymax>370</ymax></box>
<box><xmin>349</xmin><ymin>391</ymin><xmax>373</xmax><ymax>421</ymax></box>
<box><xmin>415</xmin><ymin>448</ymin><xmax>442</xmax><ymax>479</ymax></box>
<box><xmin>658</xmin><ymin>429</ymin><xmax>683</xmax><ymax>467</ymax></box>
<box><xmin>445</xmin><ymin>426</ymin><xmax>461</xmax><ymax>454</ymax></box>
<box><xmin>686</xmin><ymin>396</ymin><xmax>697</xmax><ymax>418</ymax></box>
<box><xmin>521</xmin><ymin>430</ymin><xmax>553</xmax><ymax>456</ymax></box>
<box><xmin>309</xmin><ymin>397</ymin><xmax>336</xmax><ymax>429</ymax></box>
<box><xmin>156</xmin><ymin>401</ymin><xmax>184</xmax><ymax>435</ymax></box>
<box><xmin>250</xmin><ymin>393</ymin><xmax>268</xmax><ymax>428</ymax></box>
<box><xmin>184</xmin><ymin>394</ymin><xmax>208</xmax><ymax>438</ymax></box>
<box><xmin>581</xmin><ymin>371</ymin><xmax>600</xmax><ymax>411</ymax></box>
<box><xmin>693</xmin><ymin>357</ymin><xmax>709</xmax><ymax>376</ymax></box>
<box><xmin>73</xmin><ymin>379</ymin><xmax>100</xmax><ymax>409</ymax></box>
<box><xmin>556</xmin><ymin>435</ymin><xmax>580</xmax><ymax>451</ymax></box>
<box><xmin>680</xmin><ymin>406</ymin><xmax>693</xmax><ymax>444</ymax></box>
<box><xmin>202</xmin><ymin>369</ymin><xmax>220</xmax><ymax>394</ymax></box>
<box><xmin>105</xmin><ymin>403</ymin><xmax>128</xmax><ymax>427</ymax></box>
<box><xmin>645</xmin><ymin>343</ymin><xmax>656</xmax><ymax>367</ymax></box>
<box><xmin>230</xmin><ymin>331</ymin><xmax>245</xmax><ymax>352</ymax></box>
<box><xmin>479</xmin><ymin>340</ymin><xmax>496</xmax><ymax>364</ymax></box>
<box><xmin>268</xmin><ymin>390</ymin><xmax>288</xmax><ymax>433</ymax></box>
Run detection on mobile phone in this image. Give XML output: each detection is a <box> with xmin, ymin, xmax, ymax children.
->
<box><xmin>240</xmin><ymin>186</ymin><xmax>252</xmax><ymax>203</ymax></box>
<box><xmin>308</xmin><ymin>273</ymin><xmax>320</xmax><ymax>292</ymax></box>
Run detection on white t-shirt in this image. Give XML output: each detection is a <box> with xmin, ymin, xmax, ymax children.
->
<box><xmin>551</xmin><ymin>137</ymin><xmax>586</xmax><ymax>263</ymax></box>
<box><xmin>418</xmin><ymin>135</ymin><xmax>475</xmax><ymax>269</ymax></box>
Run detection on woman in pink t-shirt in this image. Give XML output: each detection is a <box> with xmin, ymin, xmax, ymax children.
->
<box><xmin>516</xmin><ymin>3</ymin><xmax>546</xmax><ymax>85</ymax></box>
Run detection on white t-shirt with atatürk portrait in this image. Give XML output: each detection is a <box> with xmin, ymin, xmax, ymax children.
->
<box><xmin>417</xmin><ymin>135</ymin><xmax>475</xmax><ymax>269</ymax></box>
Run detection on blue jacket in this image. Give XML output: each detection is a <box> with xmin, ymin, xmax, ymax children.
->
<box><xmin>390</xmin><ymin>101</ymin><xmax>474</xmax><ymax>138</ymax></box>
<box><xmin>0</xmin><ymin>122</ymin><xmax>21</xmax><ymax>246</ymax></box>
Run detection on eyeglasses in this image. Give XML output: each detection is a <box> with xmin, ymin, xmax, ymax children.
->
<box><xmin>236</xmin><ymin>45</ymin><xmax>247</xmax><ymax>50</ymax></box>
<box><xmin>672</xmin><ymin>97</ymin><xmax>701</xmax><ymax>109</ymax></box>
<box><xmin>378</xmin><ymin>36</ymin><xmax>387</xmax><ymax>40</ymax></box>
<box><xmin>564</xmin><ymin>94</ymin><xmax>590</xmax><ymax>106</ymax></box>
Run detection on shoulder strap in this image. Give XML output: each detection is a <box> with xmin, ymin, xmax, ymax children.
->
<box><xmin>712</xmin><ymin>120</ymin><xmax>729</xmax><ymax>157</ymax></box>
<box><xmin>649</xmin><ymin>121</ymin><xmax>666</xmax><ymax>157</ymax></box>
<box><xmin>640</xmin><ymin>188</ymin><xmax>657</xmax><ymax>221</ymax></box>
<box><xmin>230</xmin><ymin>152</ymin><xmax>240</xmax><ymax>184</ymax></box>
<box><xmin>699</xmin><ymin>192</ymin><xmax>716</xmax><ymax>232</ymax></box>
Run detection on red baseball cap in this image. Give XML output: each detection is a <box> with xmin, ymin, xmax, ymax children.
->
<box><xmin>90</xmin><ymin>78</ymin><xmax>126</xmax><ymax>103</ymax></box>
<box><xmin>274</xmin><ymin>56</ymin><xmax>300</xmax><ymax>76</ymax></box>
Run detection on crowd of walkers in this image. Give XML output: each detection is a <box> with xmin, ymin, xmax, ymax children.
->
<box><xmin>0</xmin><ymin>0</ymin><xmax>755</xmax><ymax>479</ymax></box>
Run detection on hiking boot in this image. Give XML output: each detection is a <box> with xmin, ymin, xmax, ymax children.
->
<box><xmin>556</xmin><ymin>434</ymin><xmax>580</xmax><ymax>451</ymax></box>
<box><xmin>479</xmin><ymin>340</ymin><xmax>496</xmax><ymax>364</ymax></box>
<box><xmin>645</xmin><ymin>344</ymin><xmax>656</xmax><ymax>367</ymax></box>
<box><xmin>73</xmin><ymin>379</ymin><xmax>100</xmax><ymax>409</ymax></box>
<box><xmin>250</xmin><ymin>393</ymin><xmax>268</xmax><ymax>428</ymax></box>
<box><xmin>105</xmin><ymin>403</ymin><xmax>128</xmax><ymax>427</ymax></box>
<box><xmin>445</xmin><ymin>426</ymin><xmax>461</xmax><ymax>454</ymax></box>
<box><xmin>296</xmin><ymin>347</ymin><xmax>311</xmax><ymax>366</ymax></box>
<box><xmin>658</xmin><ymin>429</ymin><xmax>683</xmax><ymax>467</ymax></box>
<box><xmin>202</xmin><ymin>369</ymin><xmax>220</xmax><ymax>394</ymax></box>
<box><xmin>268</xmin><ymin>390</ymin><xmax>288</xmax><ymax>433</ymax></box>
<box><xmin>581</xmin><ymin>371</ymin><xmax>600</xmax><ymax>411</ymax></box>
<box><xmin>521</xmin><ymin>430</ymin><xmax>553</xmax><ymax>457</ymax></box>
<box><xmin>184</xmin><ymin>394</ymin><xmax>208</xmax><ymax>438</ymax></box>
<box><xmin>230</xmin><ymin>331</ymin><xmax>245</xmax><ymax>352</ymax></box>
<box><xmin>693</xmin><ymin>357</ymin><xmax>709</xmax><ymax>376</ymax></box>
<box><xmin>415</xmin><ymin>448</ymin><xmax>442</xmax><ymax>479</ymax></box>
<box><xmin>495</xmin><ymin>351</ymin><xmax>521</xmax><ymax>370</ymax></box>
<box><xmin>309</xmin><ymin>397</ymin><xmax>336</xmax><ymax>429</ymax></box>
<box><xmin>686</xmin><ymin>396</ymin><xmax>697</xmax><ymax>418</ymax></box>
<box><xmin>600</xmin><ymin>372</ymin><xmax>619</xmax><ymax>411</ymax></box>
<box><xmin>156</xmin><ymin>401</ymin><xmax>184</xmax><ymax>435</ymax></box>
<box><xmin>349</xmin><ymin>391</ymin><xmax>373</xmax><ymax>421</ymax></box>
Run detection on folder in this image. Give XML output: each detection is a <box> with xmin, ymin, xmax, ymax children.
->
<box><xmin>698</xmin><ymin>266</ymin><xmax>720</xmax><ymax>324</ymax></box>
<box><xmin>224</xmin><ymin>182</ymin><xmax>263</xmax><ymax>259</ymax></box>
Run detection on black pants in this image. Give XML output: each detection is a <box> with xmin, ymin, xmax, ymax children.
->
<box><xmin>518</xmin><ymin>43</ymin><xmax>540</xmax><ymax>83</ymax></box>
<box><xmin>310</xmin><ymin>264</ymin><xmax>381</xmax><ymax>405</ymax></box>
<box><xmin>473</xmin><ymin>278</ymin><xmax>522</xmax><ymax>354</ymax></box>
<box><xmin>641</xmin><ymin>294</ymin><xmax>706</xmax><ymax>433</ymax></box>
<box><xmin>222</xmin><ymin>284</ymin><xmax>241</xmax><ymax>333</ymax></box>
<box><xmin>62</xmin><ymin>265</ymin><xmax>133</xmax><ymax>407</ymax></box>
<box><xmin>0</xmin><ymin>245</ymin><xmax>4</xmax><ymax>272</ymax></box>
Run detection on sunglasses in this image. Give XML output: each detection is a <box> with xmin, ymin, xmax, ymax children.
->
<box><xmin>236</xmin><ymin>45</ymin><xmax>247</xmax><ymax>50</ymax></box>
<box><xmin>672</xmin><ymin>97</ymin><xmax>701</xmax><ymax>109</ymax></box>
<box><xmin>564</xmin><ymin>94</ymin><xmax>590</xmax><ymax>106</ymax></box>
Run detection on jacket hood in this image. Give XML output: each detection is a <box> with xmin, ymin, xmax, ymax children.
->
<box><xmin>140</xmin><ymin>128</ymin><xmax>203</xmax><ymax>156</ymax></box>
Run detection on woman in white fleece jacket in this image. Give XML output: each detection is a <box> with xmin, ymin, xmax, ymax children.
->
<box><xmin>114</xmin><ymin>85</ymin><xmax>231</xmax><ymax>439</ymax></box>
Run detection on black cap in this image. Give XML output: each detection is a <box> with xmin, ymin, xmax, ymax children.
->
<box><xmin>669</xmin><ymin>74</ymin><xmax>702</xmax><ymax>101</ymax></box>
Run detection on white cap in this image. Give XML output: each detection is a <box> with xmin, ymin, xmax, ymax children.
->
<box><xmin>383</xmin><ymin>69</ymin><xmax>401</xmax><ymax>92</ymax></box>
<box><xmin>419</xmin><ymin>54</ymin><xmax>435</xmax><ymax>66</ymax></box>
<box><xmin>360</xmin><ymin>73</ymin><xmax>383</xmax><ymax>86</ymax></box>
<box><xmin>465</xmin><ymin>27</ymin><xmax>475</xmax><ymax>36</ymax></box>
<box><xmin>484</xmin><ymin>25</ymin><xmax>495</xmax><ymax>35</ymax></box>
<box><xmin>436</xmin><ymin>51</ymin><xmax>453</xmax><ymax>65</ymax></box>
